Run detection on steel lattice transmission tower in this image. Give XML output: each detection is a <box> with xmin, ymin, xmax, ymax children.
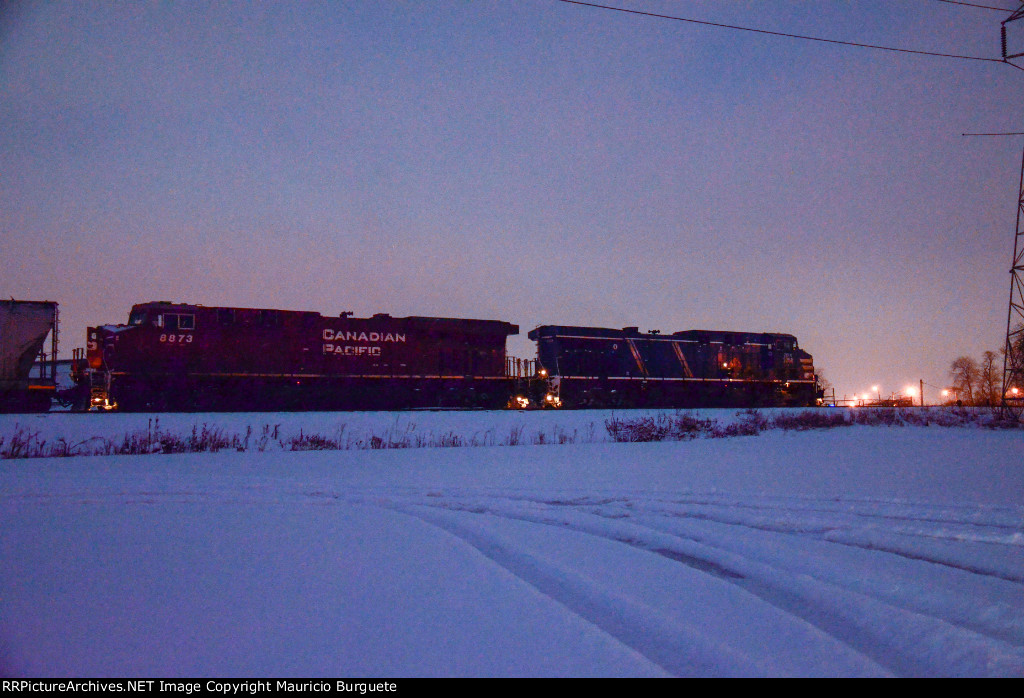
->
<box><xmin>999</xmin><ymin>5</ymin><xmax>1024</xmax><ymax>421</ymax></box>
<box><xmin>1000</xmin><ymin>147</ymin><xmax>1024</xmax><ymax>421</ymax></box>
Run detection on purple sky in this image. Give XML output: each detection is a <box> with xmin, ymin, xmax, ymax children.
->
<box><xmin>2</xmin><ymin>0</ymin><xmax>1022</xmax><ymax>401</ymax></box>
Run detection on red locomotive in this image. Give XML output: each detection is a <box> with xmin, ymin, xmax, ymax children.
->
<box><xmin>81</xmin><ymin>302</ymin><xmax>526</xmax><ymax>411</ymax></box>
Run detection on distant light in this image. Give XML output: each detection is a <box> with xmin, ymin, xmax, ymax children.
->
<box><xmin>905</xmin><ymin>386</ymin><xmax>916</xmax><ymax>396</ymax></box>
<box><xmin>942</xmin><ymin>390</ymin><xmax>949</xmax><ymax>396</ymax></box>
<box><xmin>1012</xmin><ymin>387</ymin><xmax>1020</xmax><ymax>396</ymax></box>
<box><xmin>871</xmin><ymin>385</ymin><xmax>879</xmax><ymax>393</ymax></box>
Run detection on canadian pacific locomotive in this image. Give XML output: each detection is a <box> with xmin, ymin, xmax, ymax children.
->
<box><xmin>81</xmin><ymin>302</ymin><xmax>525</xmax><ymax>411</ymax></box>
<box><xmin>530</xmin><ymin>325</ymin><xmax>818</xmax><ymax>408</ymax></box>
<box><xmin>71</xmin><ymin>302</ymin><xmax>819</xmax><ymax>411</ymax></box>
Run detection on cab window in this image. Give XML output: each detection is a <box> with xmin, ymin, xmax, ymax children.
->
<box><xmin>161</xmin><ymin>313</ymin><xmax>196</xmax><ymax>331</ymax></box>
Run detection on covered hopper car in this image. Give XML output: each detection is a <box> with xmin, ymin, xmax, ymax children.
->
<box><xmin>528</xmin><ymin>324</ymin><xmax>819</xmax><ymax>408</ymax></box>
<box><xmin>81</xmin><ymin>302</ymin><xmax>526</xmax><ymax>411</ymax></box>
<box><xmin>1</xmin><ymin>300</ymin><xmax>59</xmax><ymax>413</ymax></box>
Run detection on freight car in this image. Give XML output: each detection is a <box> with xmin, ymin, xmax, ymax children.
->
<box><xmin>0</xmin><ymin>300</ymin><xmax>59</xmax><ymax>413</ymax></box>
<box><xmin>528</xmin><ymin>324</ymin><xmax>819</xmax><ymax>408</ymax></box>
<box><xmin>80</xmin><ymin>302</ymin><xmax>527</xmax><ymax>411</ymax></box>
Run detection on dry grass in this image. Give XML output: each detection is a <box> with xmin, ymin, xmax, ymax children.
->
<box><xmin>1</xmin><ymin>407</ymin><xmax>1017</xmax><ymax>459</ymax></box>
<box><xmin>604</xmin><ymin>406</ymin><xmax>1015</xmax><ymax>442</ymax></box>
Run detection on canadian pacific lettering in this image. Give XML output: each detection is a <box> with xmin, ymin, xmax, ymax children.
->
<box><xmin>323</xmin><ymin>345</ymin><xmax>383</xmax><ymax>356</ymax></box>
<box><xmin>322</xmin><ymin>330</ymin><xmax>406</xmax><ymax>343</ymax></box>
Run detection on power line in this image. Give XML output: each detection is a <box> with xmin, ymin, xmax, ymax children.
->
<box><xmin>555</xmin><ymin>0</ymin><xmax>1009</xmax><ymax>66</ymax></box>
<box><xmin>930</xmin><ymin>0</ymin><xmax>1018</xmax><ymax>12</ymax></box>
<box><xmin>962</xmin><ymin>131</ymin><xmax>1024</xmax><ymax>135</ymax></box>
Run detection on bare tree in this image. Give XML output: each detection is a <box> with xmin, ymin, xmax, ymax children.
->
<box><xmin>978</xmin><ymin>351</ymin><xmax>1000</xmax><ymax>407</ymax></box>
<box><xmin>815</xmin><ymin>368</ymin><xmax>832</xmax><ymax>394</ymax></box>
<box><xmin>949</xmin><ymin>356</ymin><xmax>980</xmax><ymax>405</ymax></box>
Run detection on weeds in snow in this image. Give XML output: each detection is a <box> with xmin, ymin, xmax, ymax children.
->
<box><xmin>604</xmin><ymin>406</ymin><xmax>1017</xmax><ymax>442</ymax></box>
<box><xmin>1</xmin><ymin>407</ymin><xmax>1019</xmax><ymax>459</ymax></box>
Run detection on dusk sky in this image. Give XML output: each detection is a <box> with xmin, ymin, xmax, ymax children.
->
<box><xmin>3</xmin><ymin>0</ymin><xmax>1023</xmax><ymax>401</ymax></box>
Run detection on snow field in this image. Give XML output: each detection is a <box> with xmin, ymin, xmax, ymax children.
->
<box><xmin>1</xmin><ymin>411</ymin><xmax>1022</xmax><ymax>677</ymax></box>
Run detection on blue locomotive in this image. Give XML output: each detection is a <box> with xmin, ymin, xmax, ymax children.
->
<box><xmin>528</xmin><ymin>325</ymin><xmax>818</xmax><ymax>408</ymax></box>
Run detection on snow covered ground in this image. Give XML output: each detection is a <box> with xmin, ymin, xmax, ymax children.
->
<box><xmin>1</xmin><ymin>409</ymin><xmax>1022</xmax><ymax>677</ymax></box>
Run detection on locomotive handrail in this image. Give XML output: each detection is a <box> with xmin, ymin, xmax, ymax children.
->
<box><xmin>505</xmin><ymin>356</ymin><xmax>537</xmax><ymax>378</ymax></box>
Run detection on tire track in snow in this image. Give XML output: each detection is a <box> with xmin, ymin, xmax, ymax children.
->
<box><xmin>553</xmin><ymin>495</ymin><xmax>1024</xmax><ymax>646</ymax></box>
<box><xmin>618</xmin><ymin>509</ymin><xmax>1024</xmax><ymax>649</ymax></box>
<box><xmin>643</xmin><ymin>494</ymin><xmax>1024</xmax><ymax>533</ymax></box>
<box><xmin>393</xmin><ymin>493</ymin><xmax>1024</xmax><ymax>677</ymax></box>
<box><xmin>601</xmin><ymin>498</ymin><xmax>1024</xmax><ymax>584</ymax></box>
<box><xmin>392</xmin><ymin>503</ymin><xmax>778</xmax><ymax>678</ymax></box>
<box><xmin>819</xmin><ymin>532</ymin><xmax>1024</xmax><ymax>584</ymax></box>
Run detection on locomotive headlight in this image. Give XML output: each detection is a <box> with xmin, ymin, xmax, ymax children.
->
<box><xmin>514</xmin><ymin>396</ymin><xmax>530</xmax><ymax>409</ymax></box>
<box><xmin>544</xmin><ymin>393</ymin><xmax>562</xmax><ymax>407</ymax></box>
<box><xmin>538</xmin><ymin>369</ymin><xmax>548</xmax><ymax>377</ymax></box>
